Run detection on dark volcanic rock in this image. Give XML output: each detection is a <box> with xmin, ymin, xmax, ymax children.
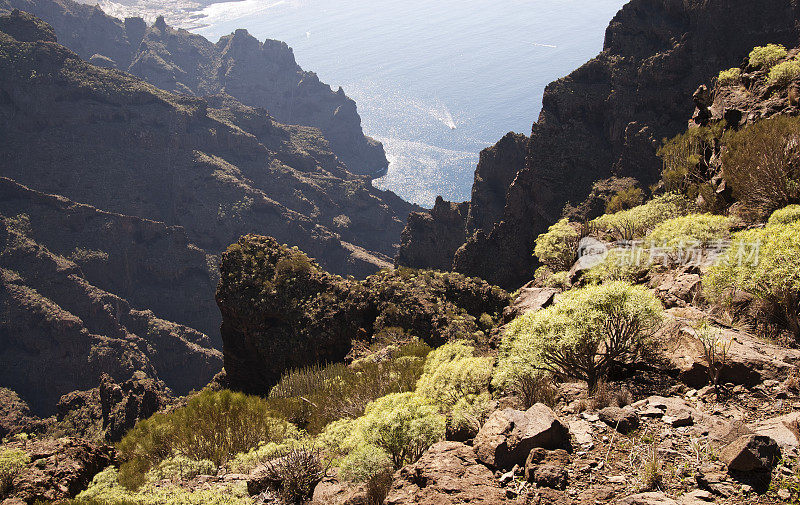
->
<box><xmin>2</xmin><ymin>437</ymin><xmax>114</xmax><ymax>503</ymax></box>
<box><xmin>216</xmin><ymin>235</ymin><xmax>509</xmax><ymax>395</ymax></box>
<box><xmin>395</xmin><ymin>197</ymin><xmax>469</xmax><ymax>271</ymax></box>
<box><xmin>401</xmin><ymin>0</ymin><xmax>800</xmax><ymax>289</ymax></box>
<box><xmin>99</xmin><ymin>373</ymin><xmax>173</xmax><ymax>442</ymax></box>
<box><xmin>0</xmin><ymin>388</ymin><xmax>49</xmax><ymax>439</ymax></box>
<box><xmin>0</xmin><ymin>0</ymin><xmax>387</xmax><ymax>177</ymax></box>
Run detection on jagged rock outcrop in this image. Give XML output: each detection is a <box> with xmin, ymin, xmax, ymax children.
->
<box><xmin>216</xmin><ymin>235</ymin><xmax>509</xmax><ymax>395</ymax></box>
<box><xmin>395</xmin><ymin>197</ymin><xmax>469</xmax><ymax>271</ymax></box>
<box><xmin>0</xmin><ymin>388</ymin><xmax>49</xmax><ymax>438</ymax></box>
<box><xmin>0</xmin><ymin>0</ymin><xmax>387</xmax><ymax>177</ymax></box>
<box><xmin>400</xmin><ymin>0</ymin><xmax>800</xmax><ymax>289</ymax></box>
<box><xmin>1</xmin><ymin>437</ymin><xmax>114</xmax><ymax>503</ymax></box>
<box><xmin>98</xmin><ymin>373</ymin><xmax>173</xmax><ymax>442</ymax></box>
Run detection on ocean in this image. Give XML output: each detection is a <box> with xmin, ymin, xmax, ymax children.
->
<box><xmin>191</xmin><ymin>0</ymin><xmax>628</xmax><ymax>207</ymax></box>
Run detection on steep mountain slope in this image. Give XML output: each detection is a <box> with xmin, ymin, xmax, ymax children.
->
<box><xmin>0</xmin><ymin>0</ymin><xmax>388</xmax><ymax>178</ymax></box>
<box><xmin>398</xmin><ymin>0</ymin><xmax>800</xmax><ymax>289</ymax></box>
<box><xmin>0</xmin><ymin>178</ymin><xmax>222</xmax><ymax>415</ymax></box>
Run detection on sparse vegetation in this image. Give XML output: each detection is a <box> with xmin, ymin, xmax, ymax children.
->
<box><xmin>606</xmin><ymin>186</ymin><xmax>645</xmax><ymax>214</ymax></box>
<box><xmin>768</xmin><ymin>59</ymin><xmax>800</xmax><ymax>86</ymax></box>
<box><xmin>494</xmin><ymin>281</ymin><xmax>663</xmax><ymax>392</ymax></box>
<box><xmin>694</xmin><ymin>320</ymin><xmax>731</xmax><ymax>399</ymax></box>
<box><xmin>261</xmin><ymin>446</ymin><xmax>328</xmax><ymax>504</ymax></box>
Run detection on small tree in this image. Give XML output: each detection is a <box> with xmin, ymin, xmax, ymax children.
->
<box><xmin>359</xmin><ymin>393</ymin><xmax>445</xmax><ymax>469</ymax></box>
<box><xmin>534</xmin><ymin>218</ymin><xmax>580</xmax><ymax>272</ymax></box>
<box><xmin>748</xmin><ymin>44</ymin><xmax>787</xmax><ymax>69</ymax></box>
<box><xmin>705</xmin><ymin>221</ymin><xmax>800</xmax><ymax>340</ymax></box>
<box><xmin>494</xmin><ymin>282</ymin><xmax>663</xmax><ymax>392</ymax></box>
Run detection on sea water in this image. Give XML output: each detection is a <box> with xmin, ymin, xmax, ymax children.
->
<box><xmin>194</xmin><ymin>0</ymin><xmax>628</xmax><ymax>207</ymax></box>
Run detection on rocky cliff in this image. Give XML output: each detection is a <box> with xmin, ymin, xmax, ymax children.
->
<box><xmin>398</xmin><ymin>0</ymin><xmax>800</xmax><ymax>289</ymax></box>
<box><xmin>0</xmin><ymin>0</ymin><xmax>388</xmax><ymax>177</ymax></box>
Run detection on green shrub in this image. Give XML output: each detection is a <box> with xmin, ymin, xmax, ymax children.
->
<box><xmin>590</xmin><ymin>194</ymin><xmax>691</xmax><ymax>241</ymax></box>
<box><xmin>415</xmin><ymin>342</ymin><xmax>493</xmax><ymax>408</ymax></box>
<box><xmin>506</xmin><ymin>372</ymin><xmax>559</xmax><ymax>410</ymax></box>
<box><xmin>705</xmin><ymin>221</ymin><xmax>800</xmax><ymax>340</ymax></box>
<box><xmin>117</xmin><ymin>390</ymin><xmax>297</xmax><ymax>488</ymax></box>
<box><xmin>544</xmin><ymin>271</ymin><xmax>570</xmax><ymax>289</ymax></box>
<box><xmin>583</xmin><ymin>248</ymin><xmax>650</xmax><ymax>284</ymax></box>
<box><xmin>77</xmin><ymin>467</ymin><xmax>251</xmax><ymax>505</ymax></box>
<box><xmin>768</xmin><ymin>205</ymin><xmax>800</xmax><ymax>226</ymax></box>
<box><xmin>339</xmin><ymin>444</ymin><xmax>393</xmax><ymax>483</ymax></box>
<box><xmin>448</xmin><ymin>393</ymin><xmax>493</xmax><ymax>437</ymax></box>
<box><xmin>227</xmin><ymin>438</ymin><xmax>305</xmax><ymax>474</ymax></box>
<box><xmin>534</xmin><ymin>218</ymin><xmax>581</xmax><ymax>272</ymax></box>
<box><xmin>768</xmin><ymin>59</ymin><xmax>800</xmax><ymax>86</ymax></box>
<box><xmin>0</xmin><ymin>447</ymin><xmax>29</xmax><ymax>495</ymax></box>
<box><xmin>148</xmin><ymin>456</ymin><xmax>215</xmax><ymax>482</ymax></box>
<box><xmin>359</xmin><ymin>393</ymin><xmax>445</xmax><ymax>469</ymax></box>
<box><xmin>722</xmin><ymin>115</ymin><xmax>800</xmax><ymax>217</ymax></box>
<box><xmin>494</xmin><ymin>282</ymin><xmax>663</xmax><ymax>391</ymax></box>
<box><xmin>749</xmin><ymin>44</ymin><xmax>787</xmax><ymax>68</ymax></box>
<box><xmin>657</xmin><ymin>123</ymin><xmax>725</xmax><ymax>209</ymax></box>
<box><xmin>268</xmin><ymin>343</ymin><xmax>428</xmax><ymax>433</ymax></box>
<box><xmin>717</xmin><ymin>67</ymin><xmax>742</xmax><ymax>86</ymax></box>
<box><xmin>645</xmin><ymin>214</ymin><xmax>732</xmax><ymax>264</ymax></box>
<box><xmin>606</xmin><ymin>186</ymin><xmax>644</xmax><ymax>214</ymax></box>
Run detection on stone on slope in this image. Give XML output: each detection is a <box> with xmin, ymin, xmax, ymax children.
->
<box><xmin>474</xmin><ymin>404</ymin><xmax>569</xmax><ymax>469</ymax></box>
<box><xmin>599</xmin><ymin>407</ymin><xmax>639</xmax><ymax>434</ymax></box>
<box><xmin>384</xmin><ymin>441</ymin><xmax>509</xmax><ymax>505</ymax></box>
<box><xmin>719</xmin><ymin>435</ymin><xmax>780</xmax><ymax>472</ymax></box>
<box><xmin>617</xmin><ymin>492</ymin><xmax>680</xmax><ymax>505</ymax></box>
<box><xmin>751</xmin><ymin>412</ymin><xmax>800</xmax><ymax>448</ymax></box>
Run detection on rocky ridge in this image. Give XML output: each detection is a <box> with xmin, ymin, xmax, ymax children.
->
<box><xmin>0</xmin><ymin>0</ymin><xmax>388</xmax><ymax>178</ymax></box>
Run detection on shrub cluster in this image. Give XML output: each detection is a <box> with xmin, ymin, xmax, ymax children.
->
<box><xmin>721</xmin><ymin>115</ymin><xmax>800</xmax><ymax>217</ymax></box>
<box><xmin>117</xmin><ymin>390</ymin><xmax>298</xmax><ymax>488</ymax></box>
<box><xmin>590</xmin><ymin>194</ymin><xmax>691</xmax><ymax>241</ymax></box>
<box><xmin>645</xmin><ymin>214</ymin><xmax>732</xmax><ymax>262</ymax></box>
<box><xmin>705</xmin><ymin>220</ymin><xmax>800</xmax><ymax>340</ymax></box>
<box><xmin>0</xmin><ymin>447</ymin><xmax>29</xmax><ymax>496</ymax></box>
<box><xmin>748</xmin><ymin>44</ymin><xmax>787</xmax><ymax>69</ymax></box>
<box><xmin>768</xmin><ymin>205</ymin><xmax>800</xmax><ymax>226</ymax></box>
<box><xmin>768</xmin><ymin>59</ymin><xmax>800</xmax><ymax>86</ymax></box>
<box><xmin>534</xmin><ymin>218</ymin><xmax>581</xmax><ymax>272</ymax></box>
<box><xmin>494</xmin><ymin>282</ymin><xmax>663</xmax><ymax>392</ymax></box>
<box><xmin>717</xmin><ymin>67</ymin><xmax>742</xmax><ymax>86</ymax></box>
<box><xmin>76</xmin><ymin>467</ymin><xmax>251</xmax><ymax>505</ymax></box>
<box><xmin>261</xmin><ymin>446</ymin><xmax>328</xmax><ymax>504</ymax></box>
<box><xmin>268</xmin><ymin>342</ymin><xmax>429</xmax><ymax>433</ymax></box>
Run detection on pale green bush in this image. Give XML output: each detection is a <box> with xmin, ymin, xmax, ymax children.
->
<box><xmin>717</xmin><ymin>67</ymin><xmax>742</xmax><ymax>86</ymax></box>
<box><xmin>78</xmin><ymin>467</ymin><xmax>252</xmax><ymax>505</ymax></box>
<box><xmin>339</xmin><ymin>444</ymin><xmax>393</xmax><ymax>483</ymax></box>
<box><xmin>645</xmin><ymin>214</ymin><xmax>732</xmax><ymax>265</ymax></box>
<box><xmin>544</xmin><ymin>271</ymin><xmax>570</xmax><ymax>289</ymax></box>
<box><xmin>228</xmin><ymin>438</ymin><xmax>307</xmax><ymax>474</ymax></box>
<box><xmin>0</xmin><ymin>447</ymin><xmax>29</xmax><ymax>495</ymax></box>
<box><xmin>583</xmin><ymin>248</ymin><xmax>650</xmax><ymax>284</ymax></box>
<box><xmin>534</xmin><ymin>218</ymin><xmax>580</xmax><ymax>272</ymax></box>
<box><xmin>768</xmin><ymin>59</ymin><xmax>800</xmax><ymax>86</ymax></box>
<box><xmin>590</xmin><ymin>193</ymin><xmax>691</xmax><ymax>240</ymax></box>
<box><xmin>768</xmin><ymin>205</ymin><xmax>800</xmax><ymax>226</ymax></box>
<box><xmin>494</xmin><ymin>282</ymin><xmax>663</xmax><ymax>391</ymax></box>
<box><xmin>415</xmin><ymin>342</ymin><xmax>493</xmax><ymax>408</ymax></box>
<box><xmin>705</xmin><ymin>221</ymin><xmax>800</xmax><ymax>340</ymax></box>
<box><xmin>749</xmin><ymin>44</ymin><xmax>787</xmax><ymax>68</ymax></box>
<box><xmin>359</xmin><ymin>393</ymin><xmax>445</xmax><ymax>469</ymax></box>
<box><xmin>148</xmin><ymin>456</ymin><xmax>215</xmax><ymax>482</ymax></box>
<box><xmin>449</xmin><ymin>392</ymin><xmax>493</xmax><ymax>437</ymax></box>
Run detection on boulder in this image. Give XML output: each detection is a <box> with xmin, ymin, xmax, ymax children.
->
<box><xmin>99</xmin><ymin>373</ymin><xmax>173</xmax><ymax>442</ymax></box>
<box><xmin>384</xmin><ymin>441</ymin><xmax>509</xmax><ymax>505</ymax></box>
<box><xmin>719</xmin><ymin>435</ymin><xmax>780</xmax><ymax>472</ymax></box>
<box><xmin>598</xmin><ymin>407</ymin><xmax>639</xmax><ymax>434</ymax></box>
<box><xmin>751</xmin><ymin>412</ymin><xmax>800</xmax><ymax>447</ymax></box>
<box><xmin>654</xmin><ymin>273</ymin><xmax>701</xmax><ymax>308</ymax></box>
<box><xmin>503</xmin><ymin>286</ymin><xmax>558</xmax><ymax>321</ymax></box>
<box><xmin>474</xmin><ymin>404</ymin><xmax>569</xmax><ymax>469</ymax></box>
<box><xmin>3</xmin><ymin>438</ymin><xmax>114</xmax><ymax>503</ymax></box>
<box><xmin>524</xmin><ymin>448</ymin><xmax>570</xmax><ymax>490</ymax></box>
<box><xmin>312</xmin><ymin>471</ymin><xmax>368</xmax><ymax>505</ymax></box>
